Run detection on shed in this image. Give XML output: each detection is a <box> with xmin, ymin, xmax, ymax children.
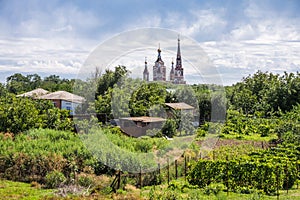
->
<box><xmin>165</xmin><ymin>102</ymin><xmax>194</xmax><ymax>110</ymax></box>
<box><xmin>119</xmin><ymin>116</ymin><xmax>166</xmax><ymax>137</ymax></box>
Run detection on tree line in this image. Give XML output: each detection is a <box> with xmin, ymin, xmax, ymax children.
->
<box><xmin>0</xmin><ymin>68</ymin><xmax>299</xmax><ymax>136</ymax></box>
<box><xmin>3</xmin><ymin>73</ymin><xmax>75</xmax><ymax>94</ymax></box>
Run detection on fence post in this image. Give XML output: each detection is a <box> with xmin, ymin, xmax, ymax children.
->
<box><xmin>286</xmin><ymin>161</ymin><xmax>289</xmax><ymax>194</ymax></box>
<box><xmin>158</xmin><ymin>163</ymin><xmax>161</xmax><ymax>184</ymax></box>
<box><xmin>167</xmin><ymin>158</ymin><xmax>170</xmax><ymax>185</ymax></box>
<box><xmin>117</xmin><ymin>170</ymin><xmax>121</xmax><ymax>190</ymax></box>
<box><xmin>226</xmin><ymin>156</ymin><xmax>229</xmax><ymax>196</ymax></box>
<box><xmin>184</xmin><ymin>156</ymin><xmax>187</xmax><ymax>182</ymax></box>
<box><xmin>297</xmin><ymin>162</ymin><xmax>299</xmax><ymax>189</ymax></box>
<box><xmin>276</xmin><ymin>165</ymin><xmax>279</xmax><ymax>200</ymax></box>
<box><xmin>175</xmin><ymin>160</ymin><xmax>178</xmax><ymax>179</ymax></box>
<box><xmin>139</xmin><ymin>166</ymin><xmax>142</xmax><ymax>188</ymax></box>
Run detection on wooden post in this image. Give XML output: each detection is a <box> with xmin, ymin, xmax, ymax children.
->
<box><xmin>297</xmin><ymin>162</ymin><xmax>299</xmax><ymax>189</ymax></box>
<box><xmin>276</xmin><ymin>165</ymin><xmax>279</xmax><ymax>200</ymax></box>
<box><xmin>167</xmin><ymin>158</ymin><xmax>170</xmax><ymax>185</ymax></box>
<box><xmin>139</xmin><ymin>166</ymin><xmax>142</xmax><ymax>188</ymax></box>
<box><xmin>184</xmin><ymin>156</ymin><xmax>187</xmax><ymax>181</ymax></box>
<box><xmin>286</xmin><ymin>161</ymin><xmax>289</xmax><ymax>194</ymax></box>
<box><xmin>117</xmin><ymin>170</ymin><xmax>121</xmax><ymax>190</ymax></box>
<box><xmin>175</xmin><ymin>160</ymin><xmax>178</xmax><ymax>179</ymax></box>
<box><xmin>157</xmin><ymin>163</ymin><xmax>161</xmax><ymax>184</ymax></box>
<box><xmin>226</xmin><ymin>156</ymin><xmax>229</xmax><ymax>196</ymax></box>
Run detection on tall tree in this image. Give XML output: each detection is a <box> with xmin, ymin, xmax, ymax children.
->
<box><xmin>6</xmin><ymin>73</ymin><xmax>29</xmax><ymax>94</ymax></box>
<box><xmin>95</xmin><ymin>65</ymin><xmax>128</xmax><ymax>97</ymax></box>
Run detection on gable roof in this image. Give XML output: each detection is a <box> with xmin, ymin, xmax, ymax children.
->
<box><xmin>16</xmin><ymin>88</ymin><xmax>49</xmax><ymax>98</ymax></box>
<box><xmin>120</xmin><ymin>116</ymin><xmax>166</xmax><ymax>123</ymax></box>
<box><xmin>165</xmin><ymin>102</ymin><xmax>194</xmax><ymax>110</ymax></box>
<box><xmin>38</xmin><ymin>91</ymin><xmax>85</xmax><ymax>103</ymax></box>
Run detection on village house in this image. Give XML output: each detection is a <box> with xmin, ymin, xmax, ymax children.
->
<box><xmin>17</xmin><ymin>89</ymin><xmax>85</xmax><ymax>115</ymax></box>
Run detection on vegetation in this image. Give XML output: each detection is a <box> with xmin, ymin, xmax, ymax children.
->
<box><xmin>0</xmin><ymin>94</ymin><xmax>73</xmax><ymax>133</ymax></box>
<box><xmin>0</xmin><ymin>69</ymin><xmax>299</xmax><ymax>199</ymax></box>
<box><xmin>227</xmin><ymin>71</ymin><xmax>300</xmax><ymax>116</ymax></box>
<box><xmin>6</xmin><ymin>73</ymin><xmax>76</xmax><ymax>94</ymax></box>
<box><xmin>0</xmin><ymin>179</ymin><xmax>54</xmax><ymax>200</ymax></box>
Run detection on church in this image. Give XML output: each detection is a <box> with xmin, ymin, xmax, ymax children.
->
<box><xmin>143</xmin><ymin>37</ymin><xmax>186</xmax><ymax>84</ymax></box>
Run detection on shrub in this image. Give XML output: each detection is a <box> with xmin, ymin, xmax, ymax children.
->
<box><xmin>77</xmin><ymin>173</ymin><xmax>96</xmax><ymax>188</ymax></box>
<box><xmin>203</xmin><ymin>183</ymin><xmax>225</xmax><ymax>195</ymax></box>
<box><xmin>196</xmin><ymin>128</ymin><xmax>206</xmax><ymax>137</ymax></box>
<box><xmin>45</xmin><ymin>170</ymin><xmax>66</xmax><ymax>188</ymax></box>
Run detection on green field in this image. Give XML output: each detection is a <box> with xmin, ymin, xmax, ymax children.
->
<box><xmin>0</xmin><ymin>179</ymin><xmax>54</xmax><ymax>200</ymax></box>
<box><xmin>1</xmin><ymin>178</ymin><xmax>300</xmax><ymax>200</ymax></box>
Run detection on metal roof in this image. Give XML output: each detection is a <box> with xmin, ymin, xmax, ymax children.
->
<box><xmin>120</xmin><ymin>116</ymin><xmax>166</xmax><ymax>123</ymax></box>
<box><xmin>38</xmin><ymin>91</ymin><xmax>85</xmax><ymax>103</ymax></box>
<box><xmin>16</xmin><ymin>88</ymin><xmax>49</xmax><ymax>98</ymax></box>
<box><xmin>165</xmin><ymin>102</ymin><xmax>194</xmax><ymax>110</ymax></box>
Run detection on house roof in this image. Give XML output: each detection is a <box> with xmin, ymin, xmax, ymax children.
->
<box><xmin>165</xmin><ymin>102</ymin><xmax>194</xmax><ymax>110</ymax></box>
<box><xmin>120</xmin><ymin>116</ymin><xmax>166</xmax><ymax>123</ymax></box>
<box><xmin>38</xmin><ymin>91</ymin><xmax>85</xmax><ymax>103</ymax></box>
<box><xmin>16</xmin><ymin>88</ymin><xmax>49</xmax><ymax>98</ymax></box>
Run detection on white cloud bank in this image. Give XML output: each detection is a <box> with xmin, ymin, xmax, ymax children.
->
<box><xmin>0</xmin><ymin>1</ymin><xmax>299</xmax><ymax>85</ymax></box>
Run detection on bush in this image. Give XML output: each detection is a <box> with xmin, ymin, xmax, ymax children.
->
<box><xmin>0</xmin><ymin>95</ymin><xmax>74</xmax><ymax>134</ymax></box>
<box><xmin>196</xmin><ymin>128</ymin><xmax>206</xmax><ymax>137</ymax></box>
<box><xmin>203</xmin><ymin>183</ymin><xmax>225</xmax><ymax>195</ymax></box>
<box><xmin>77</xmin><ymin>173</ymin><xmax>96</xmax><ymax>188</ymax></box>
<box><xmin>45</xmin><ymin>170</ymin><xmax>66</xmax><ymax>188</ymax></box>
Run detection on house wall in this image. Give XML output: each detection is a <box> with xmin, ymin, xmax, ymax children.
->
<box><xmin>52</xmin><ymin>99</ymin><xmax>61</xmax><ymax>109</ymax></box>
<box><xmin>61</xmin><ymin>100</ymin><xmax>80</xmax><ymax>115</ymax></box>
<box><xmin>119</xmin><ymin>119</ymin><xmax>165</xmax><ymax>137</ymax></box>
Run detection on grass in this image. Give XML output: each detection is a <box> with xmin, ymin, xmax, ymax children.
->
<box><xmin>0</xmin><ymin>178</ymin><xmax>299</xmax><ymax>199</ymax></box>
<box><xmin>0</xmin><ymin>179</ymin><xmax>54</xmax><ymax>200</ymax></box>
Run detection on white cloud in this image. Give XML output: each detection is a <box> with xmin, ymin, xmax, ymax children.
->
<box><xmin>164</xmin><ymin>9</ymin><xmax>227</xmax><ymax>40</ymax></box>
<box><xmin>0</xmin><ymin>37</ymin><xmax>92</xmax><ymax>78</ymax></box>
<box><xmin>0</xmin><ymin>1</ymin><xmax>299</xmax><ymax>85</ymax></box>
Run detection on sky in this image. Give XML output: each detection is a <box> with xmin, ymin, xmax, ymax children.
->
<box><xmin>0</xmin><ymin>0</ymin><xmax>300</xmax><ymax>85</ymax></box>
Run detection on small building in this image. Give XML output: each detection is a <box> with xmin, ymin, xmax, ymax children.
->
<box><xmin>38</xmin><ymin>91</ymin><xmax>85</xmax><ymax>115</ymax></box>
<box><xmin>165</xmin><ymin>102</ymin><xmax>199</xmax><ymax>127</ymax></box>
<box><xmin>119</xmin><ymin>116</ymin><xmax>166</xmax><ymax>137</ymax></box>
<box><xmin>165</xmin><ymin>102</ymin><xmax>194</xmax><ymax>116</ymax></box>
<box><xmin>16</xmin><ymin>88</ymin><xmax>49</xmax><ymax>98</ymax></box>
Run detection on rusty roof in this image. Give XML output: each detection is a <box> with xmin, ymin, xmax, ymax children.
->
<box><xmin>120</xmin><ymin>116</ymin><xmax>166</xmax><ymax>123</ymax></box>
<box><xmin>165</xmin><ymin>102</ymin><xmax>194</xmax><ymax>110</ymax></box>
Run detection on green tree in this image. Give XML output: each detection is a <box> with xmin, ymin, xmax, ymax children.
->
<box><xmin>6</xmin><ymin>73</ymin><xmax>29</xmax><ymax>94</ymax></box>
<box><xmin>162</xmin><ymin>119</ymin><xmax>177</xmax><ymax>138</ymax></box>
<box><xmin>95</xmin><ymin>65</ymin><xmax>128</xmax><ymax>97</ymax></box>
<box><xmin>129</xmin><ymin>82</ymin><xmax>166</xmax><ymax>117</ymax></box>
<box><xmin>0</xmin><ymin>83</ymin><xmax>7</xmax><ymax>96</ymax></box>
<box><xmin>228</xmin><ymin>71</ymin><xmax>300</xmax><ymax>116</ymax></box>
<box><xmin>0</xmin><ymin>94</ymin><xmax>73</xmax><ymax>134</ymax></box>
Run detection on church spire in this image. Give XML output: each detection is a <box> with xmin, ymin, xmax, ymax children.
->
<box><xmin>173</xmin><ymin>36</ymin><xmax>185</xmax><ymax>84</ymax></box>
<box><xmin>156</xmin><ymin>43</ymin><xmax>162</xmax><ymax>62</ymax></box>
<box><xmin>143</xmin><ymin>57</ymin><xmax>149</xmax><ymax>81</ymax></box>
<box><xmin>176</xmin><ymin>35</ymin><xmax>182</xmax><ymax>70</ymax></box>
<box><xmin>170</xmin><ymin>58</ymin><xmax>175</xmax><ymax>81</ymax></box>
